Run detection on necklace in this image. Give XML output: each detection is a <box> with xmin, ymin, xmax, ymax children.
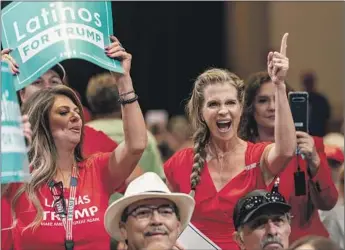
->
<box><xmin>206</xmin><ymin>143</ymin><xmax>227</xmax><ymax>161</ymax></box>
<box><xmin>57</xmin><ymin>163</ymin><xmax>77</xmax><ymax>188</ymax></box>
<box><xmin>206</xmin><ymin>141</ymin><xmax>246</xmax><ymax>188</ymax></box>
<box><xmin>206</xmin><ymin>144</ymin><xmax>229</xmax><ymax>187</ymax></box>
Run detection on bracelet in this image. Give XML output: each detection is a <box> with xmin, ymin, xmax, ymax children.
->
<box><xmin>119</xmin><ymin>90</ymin><xmax>134</xmax><ymax>97</ymax></box>
<box><xmin>118</xmin><ymin>94</ymin><xmax>138</xmax><ymax>105</ymax></box>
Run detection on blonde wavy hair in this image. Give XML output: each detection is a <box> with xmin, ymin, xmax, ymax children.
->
<box><xmin>186</xmin><ymin>68</ymin><xmax>244</xmax><ymax>197</ymax></box>
<box><xmin>10</xmin><ymin>85</ymin><xmax>84</xmax><ymax>232</ymax></box>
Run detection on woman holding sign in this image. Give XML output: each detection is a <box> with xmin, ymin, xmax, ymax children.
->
<box><xmin>239</xmin><ymin>70</ymin><xmax>337</xmax><ymax>243</ymax></box>
<box><xmin>164</xmin><ymin>33</ymin><xmax>296</xmax><ymax>249</ymax></box>
<box><xmin>1</xmin><ymin>48</ymin><xmax>120</xmax><ymax>158</ymax></box>
<box><xmin>1</xmin><ymin>37</ymin><xmax>148</xmax><ymax>250</ymax></box>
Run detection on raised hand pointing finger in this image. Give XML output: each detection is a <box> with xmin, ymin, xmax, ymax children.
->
<box><xmin>280</xmin><ymin>33</ymin><xmax>288</xmax><ymax>56</ymax></box>
<box><xmin>267</xmin><ymin>32</ymin><xmax>289</xmax><ymax>83</ymax></box>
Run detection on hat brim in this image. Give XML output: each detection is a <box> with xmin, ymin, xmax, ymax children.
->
<box><xmin>241</xmin><ymin>202</ymin><xmax>291</xmax><ymax>226</ymax></box>
<box><xmin>104</xmin><ymin>192</ymin><xmax>195</xmax><ymax>241</ymax></box>
<box><xmin>50</xmin><ymin>63</ymin><xmax>66</xmax><ymax>81</ymax></box>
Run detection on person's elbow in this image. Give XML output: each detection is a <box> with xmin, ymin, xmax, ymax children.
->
<box><xmin>312</xmin><ymin>184</ymin><xmax>338</xmax><ymax>211</ymax></box>
<box><xmin>321</xmin><ymin>200</ymin><xmax>337</xmax><ymax>211</ymax></box>
<box><xmin>279</xmin><ymin>143</ymin><xmax>296</xmax><ymax>159</ymax></box>
<box><xmin>327</xmin><ymin>190</ymin><xmax>339</xmax><ymax>210</ymax></box>
<box><xmin>128</xmin><ymin>135</ymin><xmax>148</xmax><ymax>155</ymax></box>
<box><xmin>318</xmin><ymin>193</ymin><xmax>339</xmax><ymax>211</ymax></box>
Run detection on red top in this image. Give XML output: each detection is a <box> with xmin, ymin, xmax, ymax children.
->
<box><xmin>82</xmin><ymin>106</ymin><xmax>92</xmax><ymax>123</ymax></box>
<box><xmin>82</xmin><ymin>126</ymin><xmax>118</xmax><ymax>157</ymax></box>
<box><xmin>83</xmin><ymin>126</ymin><xmax>127</xmax><ymax>193</ymax></box>
<box><xmin>324</xmin><ymin>144</ymin><xmax>344</xmax><ymax>163</ymax></box>
<box><xmin>164</xmin><ymin>142</ymin><xmax>270</xmax><ymax>250</ymax></box>
<box><xmin>1</xmin><ymin>153</ymin><xmax>122</xmax><ymax>250</ymax></box>
<box><xmin>267</xmin><ymin>137</ymin><xmax>338</xmax><ymax>243</ymax></box>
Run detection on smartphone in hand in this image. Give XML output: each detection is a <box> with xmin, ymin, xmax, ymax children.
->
<box><xmin>288</xmin><ymin>91</ymin><xmax>309</xmax><ymax>133</ymax></box>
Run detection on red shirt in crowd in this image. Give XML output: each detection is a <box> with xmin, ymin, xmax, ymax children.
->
<box><xmin>83</xmin><ymin>126</ymin><xmax>128</xmax><ymax>194</ymax></box>
<box><xmin>82</xmin><ymin>126</ymin><xmax>118</xmax><ymax>157</ymax></box>
<box><xmin>2</xmin><ymin>153</ymin><xmax>121</xmax><ymax>250</ymax></box>
<box><xmin>164</xmin><ymin>142</ymin><xmax>270</xmax><ymax>250</ymax></box>
<box><xmin>267</xmin><ymin>136</ymin><xmax>338</xmax><ymax>244</ymax></box>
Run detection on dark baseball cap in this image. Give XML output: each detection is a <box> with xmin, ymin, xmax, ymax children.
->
<box><xmin>50</xmin><ymin>63</ymin><xmax>66</xmax><ymax>81</ymax></box>
<box><xmin>233</xmin><ymin>189</ymin><xmax>291</xmax><ymax>230</ymax></box>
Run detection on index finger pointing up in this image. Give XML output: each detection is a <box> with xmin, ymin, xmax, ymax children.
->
<box><xmin>280</xmin><ymin>33</ymin><xmax>289</xmax><ymax>56</ymax></box>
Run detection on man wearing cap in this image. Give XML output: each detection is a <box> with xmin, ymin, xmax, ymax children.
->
<box><xmin>324</xmin><ymin>144</ymin><xmax>344</xmax><ymax>184</ymax></box>
<box><xmin>19</xmin><ymin>63</ymin><xmax>66</xmax><ymax>101</ymax></box>
<box><xmin>104</xmin><ymin>172</ymin><xmax>195</xmax><ymax>250</ymax></box>
<box><xmin>233</xmin><ymin>182</ymin><xmax>292</xmax><ymax>250</ymax></box>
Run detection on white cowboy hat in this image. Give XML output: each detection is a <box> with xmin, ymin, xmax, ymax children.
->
<box><xmin>104</xmin><ymin>172</ymin><xmax>195</xmax><ymax>241</ymax></box>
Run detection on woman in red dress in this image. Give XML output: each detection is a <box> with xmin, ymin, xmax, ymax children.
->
<box><xmin>164</xmin><ymin>33</ymin><xmax>296</xmax><ymax>249</ymax></box>
<box><xmin>239</xmin><ymin>71</ymin><xmax>338</xmax><ymax>244</ymax></box>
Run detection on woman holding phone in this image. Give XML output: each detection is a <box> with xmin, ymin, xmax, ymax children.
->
<box><xmin>239</xmin><ymin>70</ymin><xmax>338</xmax><ymax>243</ymax></box>
<box><xmin>164</xmin><ymin>33</ymin><xmax>297</xmax><ymax>249</ymax></box>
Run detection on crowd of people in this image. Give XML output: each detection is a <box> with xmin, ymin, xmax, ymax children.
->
<box><xmin>1</xmin><ymin>31</ymin><xmax>343</xmax><ymax>250</ymax></box>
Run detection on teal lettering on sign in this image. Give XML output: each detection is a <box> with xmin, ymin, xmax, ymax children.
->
<box><xmin>1</xmin><ymin>1</ymin><xmax>123</xmax><ymax>90</ymax></box>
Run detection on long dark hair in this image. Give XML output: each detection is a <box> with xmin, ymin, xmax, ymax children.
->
<box><xmin>239</xmin><ymin>71</ymin><xmax>271</xmax><ymax>142</ymax></box>
<box><xmin>239</xmin><ymin>71</ymin><xmax>292</xmax><ymax>142</ymax></box>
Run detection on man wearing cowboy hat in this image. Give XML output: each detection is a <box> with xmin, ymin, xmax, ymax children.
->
<box><xmin>104</xmin><ymin>172</ymin><xmax>195</xmax><ymax>250</ymax></box>
<box><xmin>233</xmin><ymin>180</ymin><xmax>292</xmax><ymax>250</ymax></box>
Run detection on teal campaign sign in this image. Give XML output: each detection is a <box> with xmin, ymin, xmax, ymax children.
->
<box><xmin>1</xmin><ymin>61</ymin><xmax>31</xmax><ymax>184</ymax></box>
<box><xmin>1</xmin><ymin>1</ymin><xmax>123</xmax><ymax>91</ymax></box>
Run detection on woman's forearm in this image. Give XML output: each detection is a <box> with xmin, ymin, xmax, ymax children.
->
<box><xmin>274</xmin><ymin>83</ymin><xmax>296</xmax><ymax>158</ymax></box>
<box><xmin>118</xmin><ymin>77</ymin><xmax>147</xmax><ymax>154</ymax></box>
